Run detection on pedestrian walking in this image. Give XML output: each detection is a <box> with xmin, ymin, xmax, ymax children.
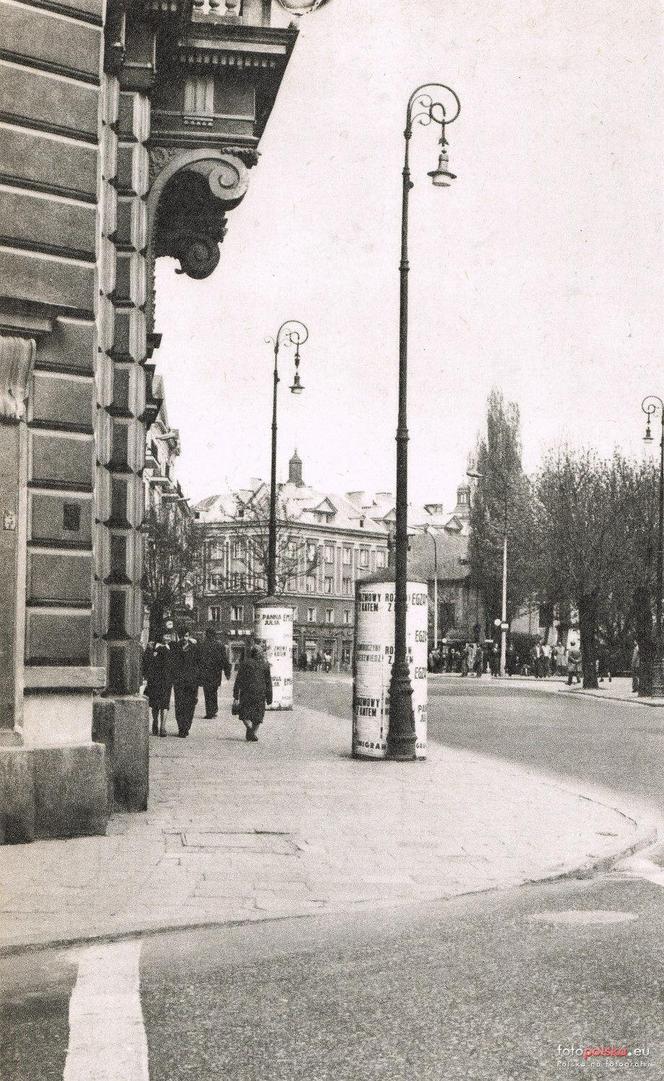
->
<box><xmin>461</xmin><ymin>641</ymin><xmax>473</xmax><ymax>678</ymax></box>
<box><xmin>631</xmin><ymin>640</ymin><xmax>640</xmax><ymax>694</ymax></box>
<box><xmin>567</xmin><ymin>644</ymin><xmax>582</xmax><ymax>686</ymax></box>
<box><xmin>233</xmin><ymin>645</ymin><xmax>273</xmax><ymax>742</ymax></box>
<box><xmin>199</xmin><ymin>627</ymin><xmax>232</xmax><ymax>718</ymax></box>
<box><xmin>489</xmin><ymin>642</ymin><xmax>500</xmax><ymax>677</ymax></box>
<box><xmin>171</xmin><ymin>627</ymin><xmax>201</xmax><ymax>737</ymax></box>
<box><xmin>506</xmin><ymin>643</ymin><xmax>516</xmax><ymax>676</ymax></box>
<box><xmin>474</xmin><ymin>643</ymin><xmax>484</xmax><ymax>678</ymax></box>
<box><xmin>143</xmin><ymin>636</ymin><xmax>173</xmax><ymax>737</ymax></box>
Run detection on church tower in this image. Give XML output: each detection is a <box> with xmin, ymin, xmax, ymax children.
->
<box><xmin>289</xmin><ymin>449</ymin><xmax>304</xmax><ymax>487</ymax></box>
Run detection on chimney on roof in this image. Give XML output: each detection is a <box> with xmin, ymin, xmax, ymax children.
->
<box><xmin>289</xmin><ymin>449</ymin><xmax>304</xmax><ymax>487</ymax></box>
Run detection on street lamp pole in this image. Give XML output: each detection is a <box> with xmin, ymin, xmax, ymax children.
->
<box><xmin>387</xmin><ymin>82</ymin><xmax>460</xmax><ymax>761</ymax></box>
<box><xmin>500</xmin><ymin>487</ymin><xmax>508</xmax><ymax>677</ymax></box>
<box><xmin>642</xmin><ymin>395</ymin><xmax>664</xmax><ymax>691</ymax></box>
<box><xmin>468</xmin><ymin>467</ymin><xmax>509</xmax><ymax>676</ymax></box>
<box><xmin>265</xmin><ymin>320</ymin><xmax>308</xmax><ymax>596</ymax></box>
<box><xmin>423</xmin><ymin>525</ymin><xmax>439</xmax><ymax>650</ymax></box>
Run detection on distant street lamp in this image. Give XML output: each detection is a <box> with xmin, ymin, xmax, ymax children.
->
<box><xmin>265</xmin><ymin>320</ymin><xmax>308</xmax><ymax>596</ymax></box>
<box><xmin>423</xmin><ymin>525</ymin><xmax>439</xmax><ymax>650</ymax></box>
<box><xmin>387</xmin><ymin>83</ymin><xmax>460</xmax><ymax>762</ymax></box>
<box><xmin>468</xmin><ymin>467</ymin><xmax>509</xmax><ymax>677</ymax></box>
<box><xmin>642</xmin><ymin>395</ymin><xmax>664</xmax><ymax>693</ymax></box>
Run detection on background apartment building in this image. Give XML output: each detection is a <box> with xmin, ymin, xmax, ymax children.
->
<box><xmin>195</xmin><ymin>453</ymin><xmax>477</xmax><ymax>666</ymax></box>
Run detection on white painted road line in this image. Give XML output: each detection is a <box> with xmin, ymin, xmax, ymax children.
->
<box><xmin>63</xmin><ymin>941</ymin><xmax>149</xmax><ymax>1081</ymax></box>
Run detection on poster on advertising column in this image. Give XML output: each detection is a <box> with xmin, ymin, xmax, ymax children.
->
<box><xmin>352</xmin><ymin>575</ymin><xmax>428</xmax><ymax>759</ymax></box>
<box><xmin>255</xmin><ymin>601</ymin><xmax>294</xmax><ymax>710</ymax></box>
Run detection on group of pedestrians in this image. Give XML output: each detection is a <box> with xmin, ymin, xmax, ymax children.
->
<box><xmin>143</xmin><ymin>626</ymin><xmax>232</xmax><ymax>738</ymax></box>
<box><xmin>428</xmin><ymin>637</ymin><xmax>589</xmax><ymax>683</ymax></box>
<box><xmin>142</xmin><ymin>627</ymin><xmax>273</xmax><ymax>742</ymax></box>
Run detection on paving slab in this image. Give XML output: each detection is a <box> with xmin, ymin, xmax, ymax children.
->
<box><xmin>0</xmin><ymin>685</ymin><xmax>656</xmax><ymax>952</ymax></box>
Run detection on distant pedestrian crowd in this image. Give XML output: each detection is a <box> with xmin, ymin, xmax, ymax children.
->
<box><xmin>142</xmin><ymin>626</ymin><xmax>272</xmax><ymax>742</ymax></box>
<box><xmin>427</xmin><ymin>639</ymin><xmax>610</xmax><ymax>685</ymax></box>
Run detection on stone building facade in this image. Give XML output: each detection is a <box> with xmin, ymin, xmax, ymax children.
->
<box><xmin>0</xmin><ymin>0</ymin><xmax>298</xmax><ymax>841</ymax></box>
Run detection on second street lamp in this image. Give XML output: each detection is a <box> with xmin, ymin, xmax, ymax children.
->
<box><xmin>387</xmin><ymin>83</ymin><xmax>460</xmax><ymax>761</ymax></box>
<box><xmin>423</xmin><ymin>524</ymin><xmax>439</xmax><ymax>652</ymax></box>
<box><xmin>265</xmin><ymin>320</ymin><xmax>308</xmax><ymax>596</ymax></box>
<box><xmin>642</xmin><ymin>394</ymin><xmax>664</xmax><ymax>695</ymax></box>
<box><xmin>468</xmin><ymin>467</ymin><xmax>509</xmax><ymax>677</ymax></box>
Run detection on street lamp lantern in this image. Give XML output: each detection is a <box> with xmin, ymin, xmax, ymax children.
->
<box><xmin>643</xmin><ymin>418</ymin><xmax>654</xmax><ymax>444</ymax></box>
<box><xmin>289</xmin><ymin>339</ymin><xmax>305</xmax><ymax>394</ymax></box>
<box><xmin>386</xmin><ymin>82</ymin><xmax>460</xmax><ymax>762</ymax></box>
<box><xmin>265</xmin><ymin>320</ymin><xmax>309</xmax><ymax>596</ymax></box>
<box><xmin>428</xmin><ymin>139</ymin><xmax>456</xmax><ymax>188</ymax></box>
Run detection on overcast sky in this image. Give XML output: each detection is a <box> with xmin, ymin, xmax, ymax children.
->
<box><xmin>155</xmin><ymin>0</ymin><xmax>664</xmax><ymax>511</ymax></box>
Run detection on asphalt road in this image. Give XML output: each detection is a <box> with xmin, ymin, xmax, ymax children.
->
<box><xmin>296</xmin><ymin>674</ymin><xmax>664</xmax><ymax>806</ymax></box>
<box><xmin>4</xmin><ymin>679</ymin><xmax>664</xmax><ymax>1081</ymax></box>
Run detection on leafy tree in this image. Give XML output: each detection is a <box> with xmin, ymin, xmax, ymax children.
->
<box><xmin>143</xmin><ymin>503</ymin><xmax>201</xmax><ymax>639</ymax></box>
<box><xmin>468</xmin><ymin>389</ymin><xmax>537</xmax><ymax>632</ymax></box>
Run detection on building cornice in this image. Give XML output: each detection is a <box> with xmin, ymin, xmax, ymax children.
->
<box><xmin>200</xmin><ymin>519</ymin><xmax>389</xmax><ymax>542</ymax></box>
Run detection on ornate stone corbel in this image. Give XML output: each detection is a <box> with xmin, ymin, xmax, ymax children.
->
<box><xmin>0</xmin><ymin>337</ymin><xmax>36</xmax><ymax>424</ymax></box>
<box><xmin>150</xmin><ymin>150</ymin><xmax>250</xmax><ymax>281</ymax></box>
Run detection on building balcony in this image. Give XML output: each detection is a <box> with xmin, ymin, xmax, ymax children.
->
<box><xmin>192</xmin><ymin>0</ymin><xmax>272</xmax><ymax>26</ymax></box>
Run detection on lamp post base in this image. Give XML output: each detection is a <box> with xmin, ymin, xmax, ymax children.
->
<box><xmin>386</xmin><ymin>661</ymin><xmax>417</xmax><ymax>760</ymax></box>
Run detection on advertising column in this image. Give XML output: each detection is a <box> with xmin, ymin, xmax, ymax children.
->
<box><xmin>352</xmin><ymin>573</ymin><xmax>428</xmax><ymax>759</ymax></box>
<box><xmin>255</xmin><ymin>598</ymin><xmax>294</xmax><ymax>710</ymax></box>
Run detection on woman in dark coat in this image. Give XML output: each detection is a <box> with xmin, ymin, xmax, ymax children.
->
<box><xmin>143</xmin><ymin>638</ymin><xmax>173</xmax><ymax>737</ymax></box>
<box><xmin>233</xmin><ymin>647</ymin><xmax>273</xmax><ymax>742</ymax></box>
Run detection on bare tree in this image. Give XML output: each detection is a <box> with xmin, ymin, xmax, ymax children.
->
<box><xmin>143</xmin><ymin>504</ymin><xmax>201</xmax><ymax>638</ymax></box>
<box><xmin>534</xmin><ymin>449</ymin><xmax>657</xmax><ymax>688</ymax></box>
<box><xmin>218</xmin><ymin>494</ymin><xmax>320</xmax><ymax>595</ymax></box>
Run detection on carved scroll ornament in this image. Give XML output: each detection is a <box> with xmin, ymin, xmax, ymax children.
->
<box><xmin>0</xmin><ymin>336</ymin><xmax>36</xmax><ymax>423</ymax></box>
<box><xmin>151</xmin><ymin>152</ymin><xmax>250</xmax><ymax>281</ymax></box>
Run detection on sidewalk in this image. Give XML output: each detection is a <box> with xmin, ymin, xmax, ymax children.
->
<box><xmin>0</xmin><ymin>684</ymin><xmax>656</xmax><ymax>952</ymax></box>
<box><xmin>561</xmin><ymin>675</ymin><xmax>664</xmax><ymax>707</ymax></box>
<box><xmin>431</xmin><ymin>671</ymin><xmax>664</xmax><ymax>706</ymax></box>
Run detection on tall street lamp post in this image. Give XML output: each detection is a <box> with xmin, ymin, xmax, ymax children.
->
<box><xmin>265</xmin><ymin>320</ymin><xmax>308</xmax><ymax>596</ymax></box>
<box><xmin>499</xmin><ymin>483</ymin><xmax>508</xmax><ymax>676</ymax></box>
<box><xmin>642</xmin><ymin>395</ymin><xmax>664</xmax><ymax>694</ymax></box>
<box><xmin>423</xmin><ymin>525</ymin><xmax>439</xmax><ymax>651</ymax></box>
<box><xmin>387</xmin><ymin>83</ymin><xmax>460</xmax><ymax>761</ymax></box>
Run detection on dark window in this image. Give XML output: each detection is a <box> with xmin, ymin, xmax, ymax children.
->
<box><xmin>63</xmin><ymin>503</ymin><xmax>81</xmax><ymax>532</ymax></box>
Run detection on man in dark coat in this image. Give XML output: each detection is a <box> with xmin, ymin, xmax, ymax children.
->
<box><xmin>233</xmin><ymin>646</ymin><xmax>273</xmax><ymax>742</ymax></box>
<box><xmin>171</xmin><ymin>628</ymin><xmax>201</xmax><ymax>737</ymax></box>
<box><xmin>199</xmin><ymin>627</ymin><xmax>232</xmax><ymax>718</ymax></box>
